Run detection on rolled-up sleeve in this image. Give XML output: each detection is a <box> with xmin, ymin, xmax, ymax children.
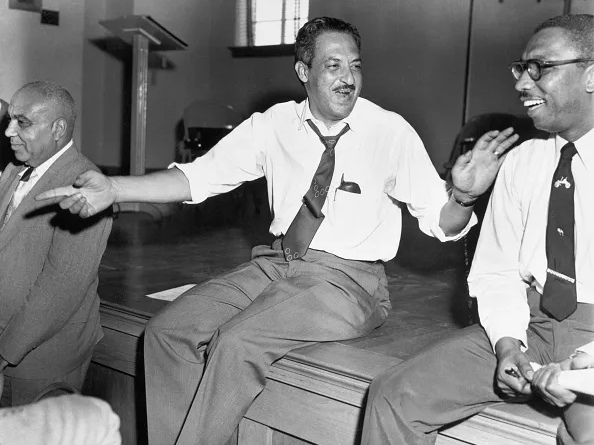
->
<box><xmin>388</xmin><ymin>122</ymin><xmax>476</xmax><ymax>242</ymax></box>
<box><xmin>169</xmin><ymin>113</ymin><xmax>267</xmax><ymax>204</ymax></box>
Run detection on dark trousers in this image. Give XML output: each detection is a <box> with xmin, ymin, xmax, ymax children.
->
<box><xmin>362</xmin><ymin>289</ymin><xmax>594</xmax><ymax>445</ymax></box>
<box><xmin>144</xmin><ymin>241</ymin><xmax>390</xmax><ymax>445</ymax></box>
<box><xmin>1</xmin><ymin>355</ymin><xmax>91</xmax><ymax>407</ymax></box>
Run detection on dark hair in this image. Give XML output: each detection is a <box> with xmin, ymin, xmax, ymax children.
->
<box><xmin>535</xmin><ymin>14</ymin><xmax>594</xmax><ymax>59</ymax></box>
<box><xmin>295</xmin><ymin>16</ymin><xmax>361</xmax><ymax>67</ymax></box>
<box><xmin>18</xmin><ymin>80</ymin><xmax>77</xmax><ymax>136</ymax></box>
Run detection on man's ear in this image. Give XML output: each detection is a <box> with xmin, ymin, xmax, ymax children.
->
<box><xmin>52</xmin><ymin>118</ymin><xmax>67</xmax><ymax>141</ymax></box>
<box><xmin>295</xmin><ymin>61</ymin><xmax>309</xmax><ymax>84</ymax></box>
<box><xmin>585</xmin><ymin>64</ymin><xmax>594</xmax><ymax>93</ymax></box>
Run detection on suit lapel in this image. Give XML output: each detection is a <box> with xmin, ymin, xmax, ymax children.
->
<box><xmin>0</xmin><ymin>145</ymin><xmax>81</xmax><ymax>250</ymax></box>
<box><xmin>0</xmin><ymin>165</ymin><xmax>26</xmax><ymax>225</ymax></box>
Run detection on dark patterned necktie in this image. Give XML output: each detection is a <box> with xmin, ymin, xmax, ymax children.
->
<box><xmin>541</xmin><ymin>142</ymin><xmax>578</xmax><ymax>321</ymax></box>
<box><xmin>282</xmin><ymin>120</ymin><xmax>350</xmax><ymax>261</ymax></box>
<box><xmin>1</xmin><ymin>166</ymin><xmax>35</xmax><ymax>230</ymax></box>
<box><xmin>20</xmin><ymin>166</ymin><xmax>34</xmax><ymax>182</ymax></box>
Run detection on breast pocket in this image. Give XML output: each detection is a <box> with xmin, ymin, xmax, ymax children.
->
<box><xmin>331</xmin><ymin>188</ymin><xmax>371</xmax><ymax>229</ymax></box>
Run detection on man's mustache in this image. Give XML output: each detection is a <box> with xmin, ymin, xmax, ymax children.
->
<box><xmin>333</xmin><ymin>85</ymin><xmax>356</xmax><ymax>92</ymax></box>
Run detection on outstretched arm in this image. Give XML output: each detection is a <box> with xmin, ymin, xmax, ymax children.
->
<box><xmin>36</xmin><ymin>168</ymin><xmax>191</xmax><ymax>218</ymax></box>
<box><xmin>438</xmin><ymin>127</ymin><xmax>519</xmax><ymax>235</ymax></box>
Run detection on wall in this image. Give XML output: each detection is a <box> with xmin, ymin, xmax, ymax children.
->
<box><xmin>82</xmin><ymin>0</ymin><xmax>594</xmax><ymax>172</ymax></box>
<box><xmin>0</xmin><ymin>0</ymin><xmax>85</xmax><ymax>145</ymax></box>
<box><xmin>81</xmin><ymin>0</ymin><xmax>134</xmax><ymax>167</ymax></box>
<box><xmin>123</xmin><ymin>0</ymin><xmax>469</xmax><ymax>171</ymax></box>
<box><xmin>467</xmin><ymin>0</ymin><xmax>594</xmax><ymax>120</ymax></box>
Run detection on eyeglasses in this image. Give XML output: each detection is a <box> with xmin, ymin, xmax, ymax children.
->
<box><xmin>509</xmin><ymin>58</ymin><xmax>594</xmax><ymax>81</ymax></box>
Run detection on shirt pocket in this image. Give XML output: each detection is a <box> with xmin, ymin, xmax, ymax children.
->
<box><xmin>331</xmin><ymin>188</ymin><xmax>371</xmax><ymax>231</ymax></box>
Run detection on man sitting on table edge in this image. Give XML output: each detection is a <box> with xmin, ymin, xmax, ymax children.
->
<box><xmin>0</xmin><ymin>81</ymin><xmax>112</xmax><ymax>407</ymax></box>
<box><xmin>361</xmin><ymin>14</ymin><xmax>594</xmax><ymax>445</ymax></box>
<box><xmin>36</xmin><ymin>16</ymin><xmax>518</xmax><ymax>445</ymax></box>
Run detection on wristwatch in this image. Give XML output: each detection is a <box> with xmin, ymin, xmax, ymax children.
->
<box><xmin>453</xmin><ymin>196</ymin><xmax>477</xmax><ymax>207</ymax></box>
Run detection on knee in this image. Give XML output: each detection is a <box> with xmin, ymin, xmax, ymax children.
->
<box><xmin>367</xmin><ymin>366</ymin><xmax>408</xmax><ymax>412</ymax></box>
<box><xmin>208</xmin><ymin>327</ymin><xmax>249</xmax><ymax>357</ymax></box>
<box><xmin>559</xmin><ymin>421</ymin><xmax>594</xmax><ymax>445</ymax></box>
<box><xmin>145</xmin><ymin>310</ymin><xmax>171</xmax><ymax>341</ymax></box>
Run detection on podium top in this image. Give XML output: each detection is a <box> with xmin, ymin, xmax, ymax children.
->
<box><xmin>100</xmin><ymin>15</ymin><xmax>188</xmax><ymax>51</ymax></box>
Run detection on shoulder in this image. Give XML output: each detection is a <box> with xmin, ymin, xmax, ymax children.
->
<box><xmin>501</xmin><ymin>135</ymin><xmax>552</xmax><ymax>172</ymax></box>
<box><xmin>258</xmin><ymin>100</ymin><xmax>302</xmax><ymax>123</ymax></box>
<box><xmin>57</xmin><ymin>146</ymin><xmax>102</xmax><ymax>183</ymax></box>
<box><xmin>354</xmin><ymin>97</ymin><xmax>419</xmax><ymax>136</ymax></box>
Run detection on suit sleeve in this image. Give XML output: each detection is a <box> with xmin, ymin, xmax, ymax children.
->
<box><xmin>0</xmin><ymin>210</ymin><xmax>112</xmax><ymax>366</ymax></box>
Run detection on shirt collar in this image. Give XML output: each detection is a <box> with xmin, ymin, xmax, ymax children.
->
<box><xmin>21</xmin><ymin>139</ymin><xmax>74</xmax><ymax>180</ymax></box>
<box><xmin>556</xmin><ymin>129</ymin><xmax>594</xmax><ymax>170</ymax></box>
<box><xmin>297</xmin><ymin>98</ymin><xmax>360</xmax><ymax>135</ymax></box>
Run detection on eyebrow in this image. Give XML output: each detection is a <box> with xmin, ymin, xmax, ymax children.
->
<box><xmin>9</xmin><ymin>113</ymin><xmax>31</xmax><ymax>122</ymax></box>
<box><xmin>324</xmin><ymin>57</ymin><xmax>363</xmax><ymax>64</ymax></box>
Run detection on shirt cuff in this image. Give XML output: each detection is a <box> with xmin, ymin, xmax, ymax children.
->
<box><xmin>484</xmin><ymin>326</ymin><xmax>528</xmax><ymax>354</ymax></box>
<box><xmin>428</xmin><ymin>211</ymin><xmax>478</xmax><ymax>242</ymax></box>
<box><xmin>168</xmin><ymin>162</ymin><xmax>209</xmax><ymax>204</ymax></box>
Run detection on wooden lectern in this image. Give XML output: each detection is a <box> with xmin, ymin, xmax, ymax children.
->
<box><xmin>99</xmin><ymin>15</ymin><xmax>187</xmax><ymax>219</ymax></box>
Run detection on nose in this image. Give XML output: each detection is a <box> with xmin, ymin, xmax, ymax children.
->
<box><xmin>5</xmin><ymin>118</ymin><xmax>17</xmax><ymax>138</ymax></box>
<box><xmin>340</xmin><ymin>65</ymin><xmax>355</xmax><ymax>86</ymax></box>
<box><xmin>514</xmin><ymin>69</ymin><xmax>534</xmax><ymax>93</ymax></box>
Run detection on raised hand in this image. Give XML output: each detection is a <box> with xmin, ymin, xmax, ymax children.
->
<box><xmin>35</xmin><ymin>170</ymin><xmax>117</xmax><ymax>218</ymax></box>
<box><xmin>451</xmin><ymin>127</ymin><xmax>519</xmax><ymax>201</ymax></box>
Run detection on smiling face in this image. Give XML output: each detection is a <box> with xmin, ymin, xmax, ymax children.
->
<box><xmin>295</xmin><ymin>31</ymin><xmax>362</xmax><ymax>128</ymax></box>
<box><xmin>515</xmin><ymin>27</ymin><xmax>594</xmax><ymax>141</ymax></box>
<box><xmin>5</xmin><ymin>88</ymin><xmax>61</xmax><ymax>167</ymax></box>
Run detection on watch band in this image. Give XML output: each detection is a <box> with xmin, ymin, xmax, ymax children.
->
<box><xmin>453</xmin><ymin>196</ymin><xmax>478</xmax><ymax>207</ymax></box>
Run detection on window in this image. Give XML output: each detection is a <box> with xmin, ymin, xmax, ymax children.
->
<box><xmin>233</xmin><ymin>0</ymin><xmax>309</xmax><ymax>56</ymax></box>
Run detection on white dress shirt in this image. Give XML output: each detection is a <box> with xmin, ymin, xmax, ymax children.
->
<box><xmin>469</xmin><ymin>130</ymin><xmax>594</xmax><ymax>350</ymax></box>
<box><xmin>173</xmin><ymin>98</ymin><xmax>474</xmax><ymax>261</ymax></box>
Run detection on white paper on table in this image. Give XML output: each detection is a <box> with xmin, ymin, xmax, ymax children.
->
<box><xmin>146</xmin><ymin>284</ymin><xmax>196</xmax><ymax>301</ymax></box>
<box><xmin>531</xmin><ymin>362</ymin><xmax>594</xmax><ymax>396</ymax></box>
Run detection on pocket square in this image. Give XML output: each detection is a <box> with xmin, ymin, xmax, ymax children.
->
<box><xmin>337</xmin><ymin>173</ymin><xmax>361</xmax><ymax>194</ymax></box>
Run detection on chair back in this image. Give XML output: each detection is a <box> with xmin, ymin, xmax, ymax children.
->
<box><xmin>444</xmin><ymin>112</ymin><xmax>546</xmax><ymax>181</ymax></box>
<box><xmin>180</xmin><ymin>101</ymin><xmax>243</xmax><ymax>160</ymax></box>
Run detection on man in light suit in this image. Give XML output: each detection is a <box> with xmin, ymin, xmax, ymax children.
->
<box><xmin>0</xmin><ymin>81</ymin><xmax>112</xmax><ymax>406</ymax></box>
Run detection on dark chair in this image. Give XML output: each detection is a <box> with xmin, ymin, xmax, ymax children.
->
<box><xmin>177</xmin><ymin>101</ymin><xmax>243</xmax><ymax>162</ymax></box>
<box><xmin>444</xmin><ymin>113</ymin><xmax>547</xmax><ymax>325</ymax></box>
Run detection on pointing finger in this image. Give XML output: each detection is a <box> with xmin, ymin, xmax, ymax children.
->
<box><xmin>35</xmin><ymin>185</ymin><xmax>78</xmax><ymax>201</ymax></box>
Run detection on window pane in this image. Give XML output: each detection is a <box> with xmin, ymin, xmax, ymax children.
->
<box><xmin>285</xmin><ymin>0</ymin><xmax>309</xmax><ymax>20</ymax></box>
<box><xmin>254</xmin><ymin>20</ymin><xmax>283</xmax><ymax>46</ymax></box>
<box><xmin>283</xmin><ymin>19</ymin><xmax>300</xmax><ymax>44</ymax></box>
<box><xmin>254</xmin><ymin>0</ymin><xmax>283</xmax><ymax>22</ymax></box>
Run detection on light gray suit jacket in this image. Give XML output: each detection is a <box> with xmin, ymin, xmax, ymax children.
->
<box><xmin>0</xmin><ymin>145</ymin><xmax>112</xmax><ymax>379</ymax></box>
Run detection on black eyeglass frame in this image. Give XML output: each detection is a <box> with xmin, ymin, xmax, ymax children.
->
<box><xmin>509</xmin><ymin>58</ymin><xmax>594</xmax><ymax>81</ymax></box>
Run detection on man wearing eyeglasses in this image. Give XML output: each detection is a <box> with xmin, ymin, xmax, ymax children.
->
<box><xmin>362</xmin><ymin>14</ymin><xmax>594</xmax><ymax>445</ymax></box>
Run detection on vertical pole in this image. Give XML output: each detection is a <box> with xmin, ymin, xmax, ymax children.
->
<box><xmin>131</xmin><ymin>33</ymin><xmax>149</xmax><ymax>176</ymax></box>
<box><xmin>563</xmin><ymin>0</ymin><xmax>572</xmax><ymax>14</ymax></box>
<box><xmin>462</xmin><ymin>0</ymin><xmax>474</xmax><ymax>127</ymax></box>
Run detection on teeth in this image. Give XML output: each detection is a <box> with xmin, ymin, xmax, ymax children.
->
<box><xmin>524</xmin><ymin>99</ymin><xmax>545</xmax><ymax>108</ymax></box>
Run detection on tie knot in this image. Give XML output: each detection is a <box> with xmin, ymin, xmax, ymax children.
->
<box><xmin>20</xmin><ymin>166</ymin><xmax>34</xmax><ymax>182</ymax></box>
<box><xmin>306</xmin><ymin>119</ymin><xmax>350</xmax><ymax>151</ymax></box>
<box><xmin>560</xmin><ymin>142</ymin><xmax>577</xmax><ymax>160</ymax></box>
